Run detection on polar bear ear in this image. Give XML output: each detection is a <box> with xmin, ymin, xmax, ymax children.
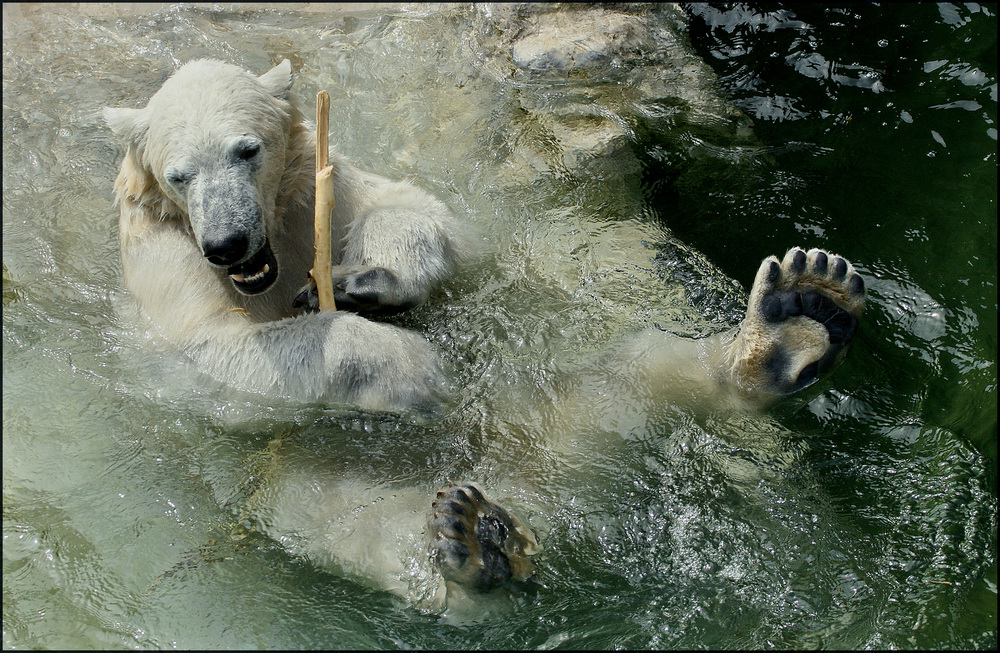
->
<box><xmin>258</xmin><ymin>59</ymin><xmax>293</xmax><ymax>99</ymax></box>
<box><xmin>103</xmin><ymin>106</ymin><xmax>150</xmax><ymax>147</ymax></box>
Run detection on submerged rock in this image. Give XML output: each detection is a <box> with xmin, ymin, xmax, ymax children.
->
<box><xmin>510</xmin><ymin>9</ymin><xmax>656</xmax><ymax>72</ymax></box>
<box><xmin>464</xmin><ymin>3</ymin><xmax>756</xmax><ymax>184</ymax></box>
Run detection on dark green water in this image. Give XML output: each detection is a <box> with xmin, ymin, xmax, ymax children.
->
<box><xmin>676</xmin><ymin>4</ymin><xmax>997</xmax><ymax>458</ymax></box>
<box><xmin>676</xmin><ymin>4</ymin><xmax>997</xmax><ymax>478</ymax></box>
<box><xmin>673</xmin><ymin>3</ymin><xmax>998</xmax><ymax>646</ymax></box>
<box><xmin>3</xmin><ymin>3</ymin><xmax>995</xmax><ymax>649</ymax></box>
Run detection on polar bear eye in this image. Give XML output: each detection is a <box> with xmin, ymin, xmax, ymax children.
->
<box><xmin>165</xmin><ymin>168</ymin><xmax>193</xmax><ymax>187</ymax></box>
<box><xmin>234</xmin><ymin>140</ymin><xmax>262</xmax><ymax>161</ymax></box>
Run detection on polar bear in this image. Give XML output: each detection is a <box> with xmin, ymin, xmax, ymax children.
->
<box><xmin>104</xmin><ymin>58</ymin><xmax>468</xmax><ymax>414</ymax></box>
<box><xmin>105</xmin><ymin>59</ymin><xmax>865</xmax><ymax>599</ymax></box>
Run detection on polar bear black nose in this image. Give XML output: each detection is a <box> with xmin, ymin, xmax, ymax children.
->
<box><xmin>203</xmin><ymin>232</ymin><xmax>249</xmax><ymax>266</ymax></box>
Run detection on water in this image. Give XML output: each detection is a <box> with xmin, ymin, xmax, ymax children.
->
<box><xmin>3</xmin><ymin>3</ymin><xmax>995</xmax><ymax>649</ymax></box>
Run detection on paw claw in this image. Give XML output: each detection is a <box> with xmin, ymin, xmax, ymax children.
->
<box><xmin>292</xmin><ymin>279</ymin><xmax>319</xmax><ymax>311</ymax></box>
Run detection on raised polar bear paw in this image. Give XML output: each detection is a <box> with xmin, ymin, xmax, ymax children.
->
<box><xmin>429</xmin><ymin>483</ymin><xmax>540</xmax><ymax>591</ymax></box>
<box><xmin>728</xmin><ymin>247</ymin><xmax>866</xmax><ymax>397</ymax></box>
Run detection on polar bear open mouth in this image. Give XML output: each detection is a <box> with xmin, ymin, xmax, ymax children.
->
<box><xmin>227</xmin><ymin>239</ymin><xmax>278</xmax><ymax>295</ymax></box>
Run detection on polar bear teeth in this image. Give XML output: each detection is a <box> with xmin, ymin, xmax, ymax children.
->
<box><xmin>227</xmin><ymin>240</ymin><xmax>278</xmax><ymax>295</ymax></box>
<box><xmin>230</xmin><ymin>264</ymin><xmax>269</xmax><ymax>284</ymax></box>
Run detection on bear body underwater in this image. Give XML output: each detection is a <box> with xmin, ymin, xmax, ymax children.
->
<box><xmin>105</xmin><ymin>58</ymin><xmax>468</xmax><ymax>413</ymax></box>
<box><xmin>105</xmin><ymin>58</ymin><xmax>866</xmax><ymax>601</ymax></box>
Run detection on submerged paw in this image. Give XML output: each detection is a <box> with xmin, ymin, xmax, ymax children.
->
<box><xmin>735</xmin><ymin>247</ymin><xmax>865</xmax><ymax>396</ymax></box>
<box><xmin>429</xmin><ymin>483</ymin><xmax>539</xmax><ymax>591</ymax></box>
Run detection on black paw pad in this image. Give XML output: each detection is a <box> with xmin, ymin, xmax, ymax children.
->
<box><xmin>441</xmin><ymin>499</ymin><xmax>467</xmax><ymax>517</ymax></box>
<box><xmin>763</xmin><ymin>289</ymin><xmax>858</xmax><ymax>347</ymax></box>
<box><xmin>814</xmin><ymin>251</ymin><xmax>828</xmax><ymax>273</ymax></box>
<box><xmin>334</xmin><ymin>267</ymin><xmax>419</xmax><ymax>315</ymax></box>
<box><xmin>824</xmin><ymin>309</ymin><xmax>858</xmax><ymax>345</ymax></box>
<box><xmin>477</xmin><ymin>544</ymin><xmax>513</xmax><ymax>589</ymax></box>
<box><xmin>766</xmin><ymin>260</ymin><xmax>781</xmax><ymax>284</ymax></box>
<box><xmin>762</xmin><ymin>290</ymin><xmax>804</xmax><ymax>323</ymax></box>
<box><xmin>476</xmin><ymin>510</ymin><xmax>513</xmax><ymax>548</ymax></box>
<box><xmin>791</xmin><ymin>249</ymin><xmax>807</xmax><ymax>273</ymax></box>
<box><xmin>832</xmin><ymin>256</ymin><xmax>848</xmax><ymax>279</ymax></box>
<box><xmin>436</xmin><ymin>536</ymin><xmax>470</xmax><ymax>567</ymax></box>
<box><xmin>801</xmin><ymin>290</ymin><xmax>857</xmax><ymax>345</ymax></box>
<box><xmin>335</xmin><ymin>269</ymin><xmax>390</xmax><ymax>308</ymax></box>
<box><xmin>432</xmin><ymin>513</ymin><xmax>468</xmax><ymax>539</ymax></box>
<box><xmin>796</xmin><ymin>361</ymin><xmax>819</xmax><ymax>387</ymax></box>
<box><xmin>849</xmin><ymin>274</ymin><xmax>864</xmax><ymax>295</ymax></box>
<box><xmin>800</xmin><ymin>290</ymin><xmax>836</xmax><ymax>322</ymax></box>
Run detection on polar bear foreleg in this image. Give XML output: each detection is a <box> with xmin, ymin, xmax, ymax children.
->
<box><xmin>178</xmin><ymin>310</ymin><xmax>447</xmax><ymax>413</ymax></box>
<box><xmin>296</xmin><ymin>182</ymin><xmax>465</xmax><ymax>315</ymax></box>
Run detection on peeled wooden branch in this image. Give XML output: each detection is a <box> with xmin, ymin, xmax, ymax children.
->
<box><xmin>310</xmin><ymin>90</ymin><xmax>337</xmax><ymax>312</ymax></box>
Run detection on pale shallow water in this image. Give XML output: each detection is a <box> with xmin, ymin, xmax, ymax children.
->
<box><xmin>3</xmin><ymin>3</ymin><xmax>996</xmax><ymax>649</ymax></box>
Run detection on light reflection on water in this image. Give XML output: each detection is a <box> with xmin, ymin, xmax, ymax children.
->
<box><xmin>3</xmin><ymin>3</ymin><xmax>995</xmax><ymax>649</ymax></box>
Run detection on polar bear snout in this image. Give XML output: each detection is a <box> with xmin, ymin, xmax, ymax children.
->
<box><xmin>190</xmin><ymin>177</ymin><xmax>265</xmax><ymax>263</ymax></box>
<box><xmin>186</xmin><ymin>170</ymin><xmax>278</xmax><ymax>294</ymax></box>
<box><xmin>202</xmin><ymin>230</ymin><xmax>250</xmax><ymax>266</ymax></box>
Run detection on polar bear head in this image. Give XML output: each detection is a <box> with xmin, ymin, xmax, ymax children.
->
<box><xmin>104</xmin><ymin>59</ymin><xmax>297</xmax><ymax>295</ymax></box>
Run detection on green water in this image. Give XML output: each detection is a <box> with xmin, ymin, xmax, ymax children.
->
<box><xmin>3</xmin><ymin>3</ymin><xmax>996</xmax><ymax>649</ymax></box>
<box><xmin>674</xmin><ymin>4</ymin><xmax>998</xmax><ymax>647</ymax></box>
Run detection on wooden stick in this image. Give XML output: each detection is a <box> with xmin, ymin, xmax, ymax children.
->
<box><xmin>316</xmin><ymin>90</ymin><xmax>330</xmax><ymax>171</ymax></box>
<box><xmin>311</xmin><ymin>90</ymin><xmax>336</xmax><ymax>312</ymax></box>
